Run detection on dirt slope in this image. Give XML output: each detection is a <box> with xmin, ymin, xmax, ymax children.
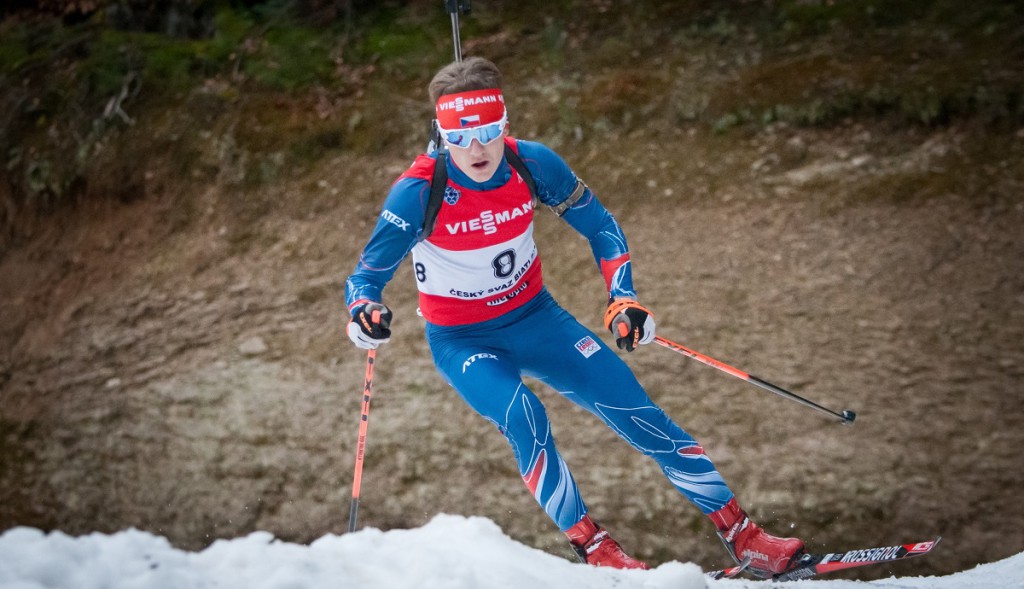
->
<box><xmin>2</xmin><ymin>109</ymin><xmax>1022</xmax><ymax>578</ymax></box>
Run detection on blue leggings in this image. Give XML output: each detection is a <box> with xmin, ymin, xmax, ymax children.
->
<box><xmin>426</xmin><ymin>290</ymin><xmax>734</xmax><ymax>531</ymax></box>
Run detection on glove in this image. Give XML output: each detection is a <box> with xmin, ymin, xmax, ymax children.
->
<box><xmin>603</xmin><ymin>299</ymin><xmax>655</xmax><ymax>352</ymax></box>
<box><xmin>347</xmin><ymin>302</ymin><xmax>393</xmax><ymax>349</ymax></box>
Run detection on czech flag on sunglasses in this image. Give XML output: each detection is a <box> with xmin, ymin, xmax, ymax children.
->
<box><xmin>435</xmin><ymin>88</ymin><xmax>507</xmax><ymax>148</ymax></box>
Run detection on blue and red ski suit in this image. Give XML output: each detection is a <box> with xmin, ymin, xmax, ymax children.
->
<box><xmin>345</xmin><ymin>137</ymin><xmax>734</xmax><ymax>531</ymax></box>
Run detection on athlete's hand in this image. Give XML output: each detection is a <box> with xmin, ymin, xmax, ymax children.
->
<box><xmin>603</xmin><ymin>299</ymin><xmax>655</xmax><ymax>352</ymax></box>
<box><xmin>347</xmin><ymin>302</ymin><xmax>393</xmax><ymax>349</ymax></box>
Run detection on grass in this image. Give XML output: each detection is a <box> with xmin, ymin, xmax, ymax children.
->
<box><xmin>0</xmin><ymin>0</ymin><xmax>1021</xmax><ymax>235</ymax></box>
<box><xmin>720</xmin><ymin>0</ymin><xmax>1024</xmax><ymax>127</ymax></box>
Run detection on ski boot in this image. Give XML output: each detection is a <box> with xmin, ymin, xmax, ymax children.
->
<box><xmin>710</xmin><ymin>498</ymin><xmax>804</xmax><ymax>577</ymax></box>
<box><xmin>566</xmin><ymin>515</ymin><xmax>650</xmax><ymax>570</ymax></box>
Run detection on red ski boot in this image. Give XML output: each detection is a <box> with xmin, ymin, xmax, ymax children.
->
<box><xmin>710</xmin><ymin>498</ymin><xmax>804</xmax><ymax>577</ymax></box>
<box><xmin>566</xmin><ymin>515</ymin><xmax>650</xmax><ymax>570</ymax></box>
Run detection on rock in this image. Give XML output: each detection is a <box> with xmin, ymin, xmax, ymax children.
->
<box><xmin>238</xmin><ymin>336</ymin><xmax>268</xmax><ymax>356</ymax></box>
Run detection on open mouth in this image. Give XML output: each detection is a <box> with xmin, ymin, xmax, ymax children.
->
<box><xmin>471</xmin><ymin>160</ymin><xmax>489</xmax><ymax>169</ymax></box>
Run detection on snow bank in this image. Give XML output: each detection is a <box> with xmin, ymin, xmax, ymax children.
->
<box><xmin>1</xmin><ymin>514</ymin><xmax>1020</xmax><ymax>589</ymax></box>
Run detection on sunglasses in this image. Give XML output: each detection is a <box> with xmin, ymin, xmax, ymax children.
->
<box><xmin>438</xmin><ymin>112</ymin><xmax>508</xmax><ymax>148</ymax></box>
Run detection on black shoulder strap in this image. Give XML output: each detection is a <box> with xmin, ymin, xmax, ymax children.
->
<box><xmin>422</xmin><ymin>150</ymin><xmax>449</xmax><ymax>239</ymax></box>
<box><xmin>420</xmin><ymin>144</ymin><xmax>539</xmax><ymax>240</ymax></box>
<box><xmin>503</xmin><ymin>144</ymin><xmax>538</xmax><ymax>203</ymax></box>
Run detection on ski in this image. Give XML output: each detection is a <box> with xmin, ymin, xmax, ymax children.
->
<box><xmin>707</xmin><ymin>537</ymin><xmax>941</xmax><ymax>581</ymax></box>
<box><xmin>706</xmin><ymin>555</ymin><xmax>751</xmax><ymax>580</ymax></box>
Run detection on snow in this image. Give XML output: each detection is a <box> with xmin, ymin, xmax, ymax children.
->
<box><xmin>0</xmin><ymin>514</ymin><xmax>1020</xmax><ymax>589</ymax></box>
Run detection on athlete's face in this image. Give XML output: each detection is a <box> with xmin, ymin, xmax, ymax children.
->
<box><xmin>446</xmin><ymin>126</ymin><xmax>509</xmax><ymax>183</ymax></box>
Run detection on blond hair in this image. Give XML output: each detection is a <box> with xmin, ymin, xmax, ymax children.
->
<box><xmin>428</xmin><ymin>57</ymin><xmax>503</xmax><ymax>103</ymax></box>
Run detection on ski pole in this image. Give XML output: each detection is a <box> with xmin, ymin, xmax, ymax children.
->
<box><xmin>653</xmin><ymin>335</ymin><xmax>856</xmax><ymax>425</ymax></box>
<box><xmin>348</xmin><ymin>347</ymin><xmax>377</xmax><ymax>532</ymax></box>
<box><xmin>428</xmin><ymin>0</ymin><xmax>472</xmax><ymax>152</ymax></box>
<box><xmin>444</xmin><ymin>0</ymin><xmax>471</xmax><ymax>62</ymax></box>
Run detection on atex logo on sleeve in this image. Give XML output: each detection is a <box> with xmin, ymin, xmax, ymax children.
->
<box><xmin>382</xmin><ymin>209</ymin><xmax>410</xmax><ymax>231</ymax></box>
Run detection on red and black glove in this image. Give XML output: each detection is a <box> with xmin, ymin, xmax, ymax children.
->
<box><xmin>347</xmin><ymin>302</ymin><xmax>393</xmax><ymax>349</ymax></box>
<box><xmin>603</xmin><ymin>299</ymin><xmax>656</xmax><ymax>352</ymax></box>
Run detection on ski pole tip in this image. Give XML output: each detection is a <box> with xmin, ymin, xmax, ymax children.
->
<box><xmin>840</xmin><ymin>410</ymin><xmax>856</xmax><ymax>424</ymax></box>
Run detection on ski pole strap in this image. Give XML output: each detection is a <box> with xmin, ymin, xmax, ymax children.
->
<box><xmin>603</xmin><ymin>299</ymin><xmax>650</xmax><ymax>332</ymax></box>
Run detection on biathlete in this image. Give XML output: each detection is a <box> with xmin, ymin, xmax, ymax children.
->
<box><xmin>343</xmin><ymin>56</ymin><xmax>804</xmax><ymax>575</ymax></box>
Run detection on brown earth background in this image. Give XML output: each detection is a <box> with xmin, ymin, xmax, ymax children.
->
<box><xmin>1</xmin><ymin>1</ymin><xmax>1023</xmax><ymax>581</ymax></box>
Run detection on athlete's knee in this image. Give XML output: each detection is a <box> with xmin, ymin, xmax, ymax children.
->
<box><xmin>493</xmin><ymin>386</ymin><xmax>552</xmax><ymax>469</ymax></box>
<box><xmin>594</xmin><ymin>402</ymin><xmax>695</xmax><ymax>456</ymax></box>
<box><xmin>500</xmin><ymin>386</ymin><xmax>552</xmax><ymax>443</ymax></box>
